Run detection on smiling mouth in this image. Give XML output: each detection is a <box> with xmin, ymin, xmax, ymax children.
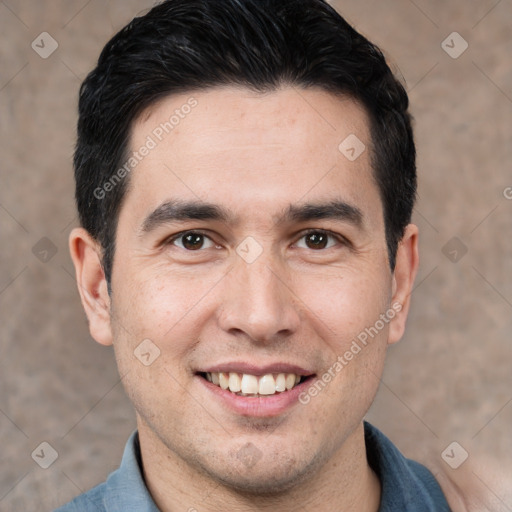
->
<box><xmin>197</xmin><ymin>372</ymin><xmax>315</xmax><ymax>396</ymax></box>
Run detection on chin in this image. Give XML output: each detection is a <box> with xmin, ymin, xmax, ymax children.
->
<box><xmin>199</xmin><ymin>449</ymin><xmax>322</xmax><ymax>496</ymax></box>
<box><xmin>215</xmin><ymin>471</ymin><xmax>306</xmax><ymax>496</ymax></box>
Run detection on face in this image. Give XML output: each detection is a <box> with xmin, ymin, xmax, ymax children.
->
<box><xmin>72</xmin><ymin>85</ymin><xmax>417</xmax><ymax>494</ymax></box>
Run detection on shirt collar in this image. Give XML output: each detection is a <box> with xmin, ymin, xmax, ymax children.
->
<box><xmin>364</xmin><ymin>421</ymin><xmax>449</xmax><ymax>510</ymax></box>
<box><xmin>103</xmin><ymin>430</ymin><xmax>160</xmax><ymax>512</ymax></box>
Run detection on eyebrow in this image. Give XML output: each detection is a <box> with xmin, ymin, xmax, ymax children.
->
<box><xmin>139</xmin><ymin>198</ymin><xmax>364</xmax><ymax>234</ymax></box>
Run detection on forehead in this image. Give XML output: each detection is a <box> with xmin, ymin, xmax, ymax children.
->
<box><xmin>122</xmin><ymin>85</ymin><xmax>382</xmax><ymax>232</ymax></box>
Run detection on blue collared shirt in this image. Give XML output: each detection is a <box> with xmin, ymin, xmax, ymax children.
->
<box><xmin>54</xmin><ymin>422</ymin><xmax>450</xmax><ymax>511</ymax></box>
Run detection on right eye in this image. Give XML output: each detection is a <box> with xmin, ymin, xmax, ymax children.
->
<box><xmin>166</xmin><ymin>230</ymin><xmax>219</xmax><ymax>251</ymax></box>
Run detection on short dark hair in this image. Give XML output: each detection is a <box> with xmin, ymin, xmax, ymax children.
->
<box><xmin>74</xmin><ymin>0</ymin><xmax>416</xmax><ymax>289</ymax></box>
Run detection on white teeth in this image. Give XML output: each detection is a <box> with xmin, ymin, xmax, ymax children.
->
<box><xmin>241</xmin><ymin>374</ymin><xmax>259</xmax><ymax>394</ymax></box>
<box><xmin>219</xmin><ymin>372</ymin><xmax>229</xmax><ymax>390</ymax></box>
<box><xmin>228</xmin><ymin>372</ymin><xmax>241</xmax><ymax>392</ymax></box>
<box><xmin>204</xmin><ymin>371</ymin><xmax>305</xmax><ymax>395</ymax></box>
<box><xmin>285</xmin><ymin>373</ymin><xmax>296</xmax><ymax>390</ymax></box>
<box><xmin>275</xmin><ymin>373</ymin><xmax>286</xmax><ymax>392</ymax></box>
<box><xmin>258</xmin><ymin>374</ymin><xmax>276</xmax><ymax>395</ymax></box>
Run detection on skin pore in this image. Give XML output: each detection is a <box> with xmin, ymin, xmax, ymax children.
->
<box><xmin>70</xmin><ymin>85</ymin><xmax>419</xmax><ymax>511</ymax></box>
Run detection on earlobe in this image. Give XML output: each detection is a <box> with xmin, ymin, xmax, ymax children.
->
<box><xmin>69</xmin><ymin>227</ymin><xmax>113</xmax><ymax>346</ymax></box>
<box><xmin>388</xmin><ymin>224</ymin><xmax>419</xmax><ymax>345</ymax></box>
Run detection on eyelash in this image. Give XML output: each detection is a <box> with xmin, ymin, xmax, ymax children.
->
<box><xmin>165</xmin><ymin>229</ymin><xmax>349</xmax><ymax>252</ymax></box>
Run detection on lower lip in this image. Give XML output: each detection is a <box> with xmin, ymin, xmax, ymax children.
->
<box><xmin>197</xmin><ymin>375</ymin><xmax>316</xmax><ymax>417</ymax></box>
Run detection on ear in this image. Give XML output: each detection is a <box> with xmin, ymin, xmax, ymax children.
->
<box><xmin>69</xmin><ymin>227</ymin><xmax>113</xmax><ymax>346</ymax></box>
<box><xmin>388</xmin><ymin>223</ymin><xmax>419</xmax><ymax>345</ymax></box>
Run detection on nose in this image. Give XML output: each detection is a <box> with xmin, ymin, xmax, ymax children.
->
<box><xmin>217</xmin><ymin>248</ymin><xmax>301</xmax><ymax>345</ymax></box>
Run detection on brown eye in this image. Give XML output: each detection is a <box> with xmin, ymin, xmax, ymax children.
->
<box><xmin>181</xmin><ymin>232</ymin><xmax>204</xmax><ymax>250</ymax></box>
<box><xmin>295</xmin><ymin>230</ymin><xmax>343</xmax><ymax>250</ymax></box>
<box><xmin>305</xmin><ymin>232</ymin><xmax>328</xmax><ymax>249</ymax></box>
<box><xmin>169</xmin><ymin>231</ymin><xmax>215</xmax><ymax>251</ymax></box>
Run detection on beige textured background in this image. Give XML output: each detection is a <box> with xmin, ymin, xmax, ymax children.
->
<box><xmin>1</xmin><ymin>0</ymin><xmax>511</xmax><ymax>510</ymax></box>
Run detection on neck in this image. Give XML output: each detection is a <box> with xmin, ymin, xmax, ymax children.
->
<box><xmin>138</xmin><ymin>419</ymin><xmax>381</xmax><ymax>512</ymax></box>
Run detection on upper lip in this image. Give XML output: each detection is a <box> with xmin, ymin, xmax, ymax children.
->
<box><xmin>197</xmin><ymin>362</ymin><xmax>315</xmax><ymax>377</ymax></box>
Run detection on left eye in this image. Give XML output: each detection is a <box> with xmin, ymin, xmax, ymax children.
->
<box><xmin>295</xmin><ymin>230</ymin><xmax>341</xmax><ymax>250</ymax></box>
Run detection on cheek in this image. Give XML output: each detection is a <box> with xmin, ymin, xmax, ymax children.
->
<box><xmin>112</xmin><ymin>264</ymin><xmax>217</xmax><ymax>349</ymax></box>
<box><xmin>299</xmin><ymin>268</ymin><xmax>390</xmax><ymax>338</ymax></box>
<box><xmin>298</xmin><ymin>268</ymin><xmax>391</xmax><ymax>396</ymax></box>
<box><xmin>109</xmin><ymin>271</ymin><xmax>197</xmax><ymax>421</ymax></box>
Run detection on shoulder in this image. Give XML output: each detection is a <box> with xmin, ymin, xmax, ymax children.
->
<box><xmin>365</xmin><ymin>421</ymin><xmax>511</xmax><ymax>511</ymax></box>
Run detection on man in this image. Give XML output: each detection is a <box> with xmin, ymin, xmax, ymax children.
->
<box><xmin>58</xmin><ymin>0</ymin><xmax>452</xmax><ymax>510</ymax></box>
